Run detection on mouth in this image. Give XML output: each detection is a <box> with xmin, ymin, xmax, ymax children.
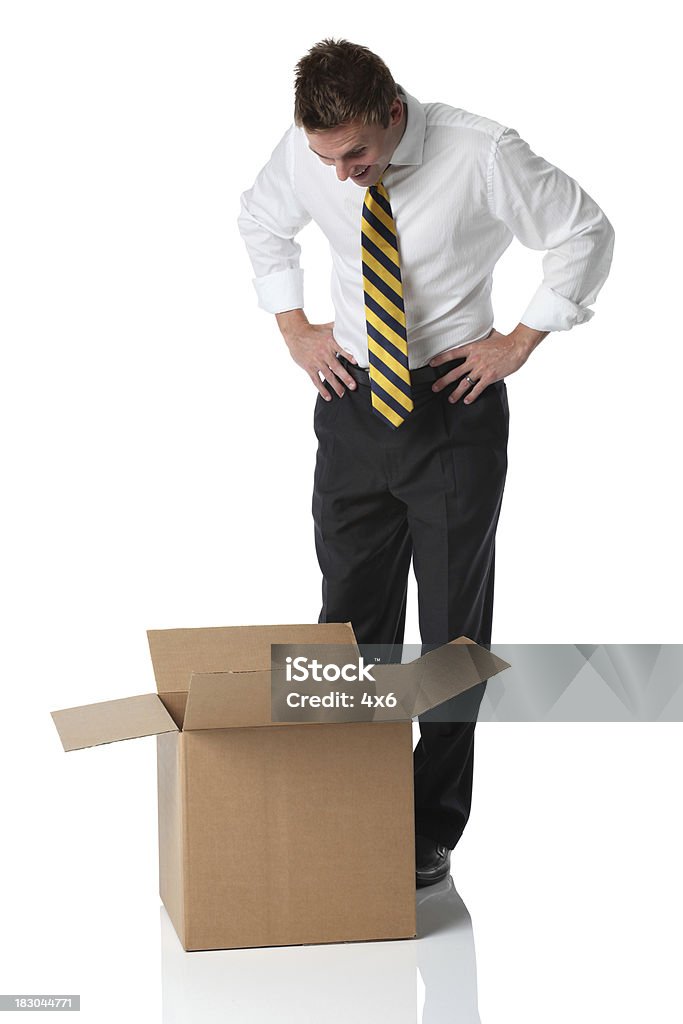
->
<box><xmin>352</xmin><ymin>165</ymin><xmax>371</xmax><ymax>181</ymax></box>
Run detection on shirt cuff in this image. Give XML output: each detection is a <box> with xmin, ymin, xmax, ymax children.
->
<box><xmin>253</xmin><ymin>268</ymin><xmax>304</xmax><ymax>314</ymax></box>
<box><xmin>520</xmin><ymin>284</ymin><xmax>595</xmax><ymax>333</ymax></box>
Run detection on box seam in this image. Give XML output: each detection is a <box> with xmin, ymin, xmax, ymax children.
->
<box><xmin>180</xmin><ymin>733</ymin><xmax>190</xmax><ymax>949</ymax></box>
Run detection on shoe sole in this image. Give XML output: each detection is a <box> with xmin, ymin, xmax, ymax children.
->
<box><xmin>415</xmin><ymin>864</ymin><xmax>451</xmax><ymax>888</ymax></box>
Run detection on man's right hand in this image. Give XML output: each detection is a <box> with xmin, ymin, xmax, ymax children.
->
<box><xmin>275</xmin><ymin>309</ymin><xmax>358</xmax><ymax>400</ymax></box>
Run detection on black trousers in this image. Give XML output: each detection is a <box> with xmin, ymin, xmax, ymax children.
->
<box><xmin>312</xmin><ymin>354</ymin><xmax>509</xmax><ymax>849</ymax></box>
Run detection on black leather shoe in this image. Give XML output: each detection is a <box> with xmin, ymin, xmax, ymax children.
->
<box><xmin>415</xmin><ymin>834</ymin><xmax>452</xmax><ymax>888</ymax></box>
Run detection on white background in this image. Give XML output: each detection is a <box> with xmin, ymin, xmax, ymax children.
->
<box><xmin>1</xmin><ymin>1</ymin><xmax>681</xmax><ymax>1021</ymax></box>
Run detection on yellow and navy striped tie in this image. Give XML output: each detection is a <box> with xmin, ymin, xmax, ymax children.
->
<box><xmin>361</xmin><ymin>177</ymin><xmax>413</xmax><ymax>428</ymax></box>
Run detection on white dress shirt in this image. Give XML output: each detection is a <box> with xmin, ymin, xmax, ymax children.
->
<box><xmin>237</xmin><ymin>84</ymin><xmax>615</xmax><ymax>369</ymax></box>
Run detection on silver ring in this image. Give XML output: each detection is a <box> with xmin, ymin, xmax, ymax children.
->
<box><xmin>465</xmin><ymin>375</ymin><xmax>475</xmax><ymax>385</ymax></box>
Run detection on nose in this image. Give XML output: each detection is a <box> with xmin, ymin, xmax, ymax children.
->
<box><xmin>336</xmin><ymin>163</ymin><xmax>350</xmax><ymax>182</ymax></box>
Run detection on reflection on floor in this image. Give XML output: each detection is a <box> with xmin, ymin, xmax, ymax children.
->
<box><xmin>160</xmin><ymin>875</ymin><xmax>479</xmax><ymax>1023</ymax></box>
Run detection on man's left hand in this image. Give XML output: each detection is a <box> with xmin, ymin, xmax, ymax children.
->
<box><xmin>429</xmin><ymin>327</ymin><xmax>545</xmax><ymax>404</ymax></box>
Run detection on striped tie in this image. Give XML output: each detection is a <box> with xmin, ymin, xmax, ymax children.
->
<box><xmin>361</xmin><ymin>177</ymin><xmax>413</xmax><ymax>428</ymax></box>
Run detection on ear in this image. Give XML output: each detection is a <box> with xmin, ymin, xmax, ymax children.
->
<box><xmin>390</xmin><ymin>97</ymin><xmax>404</xmax><ymax>127</ymax></box>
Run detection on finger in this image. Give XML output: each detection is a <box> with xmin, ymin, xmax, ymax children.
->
<box><xmin>463</xmin><ymin>377</ymin><xmax>489</xmax><ymax>404</ymax></box>
<box><xmin>432</xmin><ymin>364</ymin><xmax>472</xmax><ymax>392</ymax></box>
<box><xmin>338</xmin><ymin>346</ymin><xmax>357</xmax><ymax>364</ymax></box>
<box><xmin>429</xmin><ymin>344</ymin><xmax>470</xmax><ymax>367</ymax></box>
<box><xmin>310</xmin><ymin>372</ymin><xmax>332</xmax><ymax>401</ymax></box>
<box><xmin>319</xmin><ymin>367</ymin><xmax>346</xmax><ymax>399</ymax></box>
<box><xmin>448</xmin><ymin>375</ymin><xmax>477</xmax><ymax>404</ymax></box>
<box><xmin>329</xmin><ymin>338</ymin><xmax>358</xmax><ymax>366</ymax></box>
<box><xmin>329</xmin><ymin>354</ymin><xmax>357</xmax><ymax>390</ymax></box>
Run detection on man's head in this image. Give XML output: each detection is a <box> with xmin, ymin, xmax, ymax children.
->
<box><xmin>293</xmin><ymin>38</ymin><xmax>406</xmax><ymax>188</ymax></box>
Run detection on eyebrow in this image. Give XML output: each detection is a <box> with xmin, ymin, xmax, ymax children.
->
<box><xmin>308</xmin><ymin>143</ymin><xmax>366</xmax><ymax>159</ymax></box>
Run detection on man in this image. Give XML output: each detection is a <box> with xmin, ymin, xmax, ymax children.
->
<box><xmin>237</xmin><ymin>38</ymin><xmax>614</xmax><ymax>887</ymax></box>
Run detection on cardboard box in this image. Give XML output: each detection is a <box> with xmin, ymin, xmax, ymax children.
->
<box><xmin>51</xmin><ymin>622</ymin><xmax>506</xmax><ymax>951</ymax></box>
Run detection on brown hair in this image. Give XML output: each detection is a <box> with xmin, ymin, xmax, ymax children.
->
<box><xmin>293</xmin><ymin>38</ymin><xmax>398</xmax><ymax>132</ymax></box>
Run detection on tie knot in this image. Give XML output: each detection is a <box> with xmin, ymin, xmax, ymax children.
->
<box><xmin>370</xmin><ymin>178</ymin><xmax>386</xmax><ymax>200</ymax></box>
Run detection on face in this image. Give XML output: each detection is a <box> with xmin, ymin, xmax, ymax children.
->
<box><xmin>305</xmin><ymin>97</ymin><xmax>405</xmax><ymax>187</ymax></box>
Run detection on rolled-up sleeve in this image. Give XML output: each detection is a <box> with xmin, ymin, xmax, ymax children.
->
<box><xmin>488</xmin><ymin>127</ymin><xmax>615</xmax><ymax>332</ymax></box>
<box><xmin>237</xmin><ymin>125</ymin><xmax>312</xmax><ymax>314</ymax></box>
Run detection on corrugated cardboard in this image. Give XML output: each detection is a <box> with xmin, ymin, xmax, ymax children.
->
<box><xmin>51</xmin><ymin>622</ymin><xmax>508</xmax><ymax>951</ymax></box>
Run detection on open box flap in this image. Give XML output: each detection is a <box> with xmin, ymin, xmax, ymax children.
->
<box><xmin>183</xmin><ymin>670</ymin><xmax>273</xmax><ymax>730</ymax></box>
<box><xmin>51</xmin><ymin>693</ymin><xmax>179</xmax><ymax>752</ymax></box>
<box><xmin>146</xmin><ymin>621</ymin><xmax>358</xmax><ymax>693</ymax></box>
<box><xmin>375</xmin><ymin>638</ymin><xmax>510</xmax><ymax>718</ymax></box>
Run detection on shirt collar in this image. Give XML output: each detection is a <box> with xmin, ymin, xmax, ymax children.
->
<box><xmin>387</xmin><ymin>84</ymin><xmax>426</xmax><ymax>167</ymax></box>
